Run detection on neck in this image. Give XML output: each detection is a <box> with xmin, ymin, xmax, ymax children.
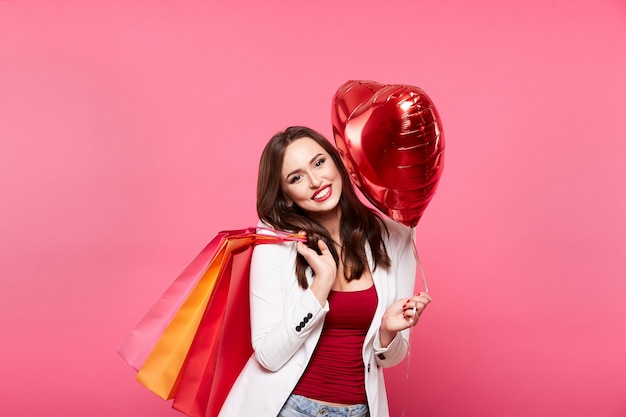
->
<box><xmin>311</xmin><ymin>207</ymin><xmax>342</xmax><ymax>242</ymax></box>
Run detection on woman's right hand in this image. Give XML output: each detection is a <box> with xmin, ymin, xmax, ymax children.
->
<box><xmin>296</xmin><ymin>238</ymin><xmax>337</xmax><ymax>303</ymax></box>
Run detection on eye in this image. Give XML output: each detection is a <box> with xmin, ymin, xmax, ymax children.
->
<box><xmin>314</xmin><ymin>158</ymin><xmax>325</xmax><ymax>168</ymax></box>
<box><xmin>288</xmin><ymin>174</ymin><xmax>303</xmax><ymax>184</ymax></box>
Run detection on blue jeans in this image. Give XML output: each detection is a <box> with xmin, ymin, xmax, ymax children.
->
<box><xmin>277</xmin><ymin>394</ymin><xmax>369</xmax><ymax>417</ymax></box>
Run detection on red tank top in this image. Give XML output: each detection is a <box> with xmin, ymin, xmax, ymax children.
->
<box><xmin>293</xmin><ymin>284</ymin><xmax>377</xmax><ymax>404</ymax></box>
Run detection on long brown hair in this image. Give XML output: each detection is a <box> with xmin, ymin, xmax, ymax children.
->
<box><xmin>257</xmin><ymin>126</ymin><xmax>391</xmax><ymax>289</ymax></box>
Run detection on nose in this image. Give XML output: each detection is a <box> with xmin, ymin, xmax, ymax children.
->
<box><xmin>309</xmin><ymin>171</ymin><xmax>322</xmax><ymax>188</ymax></box>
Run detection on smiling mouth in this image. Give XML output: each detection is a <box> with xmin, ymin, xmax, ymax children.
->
<box><xmin>312</xmin><ymin>185</ymin><xmax>332</xmax><ymax>201</ymax></box>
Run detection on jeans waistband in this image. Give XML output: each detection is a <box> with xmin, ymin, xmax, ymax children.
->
<box><xmin>279</xmin><ymin>394</ymin><xmax>369</xmax><ymax>417</ymax></box>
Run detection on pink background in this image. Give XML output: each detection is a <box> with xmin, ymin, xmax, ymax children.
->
<box><xmin>1</xmin><ymin>1</ymin><xmax>625</xmax><ymax>416</ymax></box>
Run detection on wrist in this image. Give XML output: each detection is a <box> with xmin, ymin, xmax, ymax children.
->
<box><xmin>379</xmin><ymin>327</ymin><xmax>396</xmax><ymax>348</ymax></box>
<box><xmin>309</xmin><ymin>279</ymin><xmax>333</xmax><ymax>306</ymax></box>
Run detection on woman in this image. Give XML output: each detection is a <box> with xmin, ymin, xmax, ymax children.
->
<box><xmin>217</xmin><ymin>126</ymin><xmax>432</xmax><ymax>417</ymax></box>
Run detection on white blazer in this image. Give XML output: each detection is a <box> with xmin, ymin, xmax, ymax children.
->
<box><xmin>217</xmin><ymin>219</ymin><xmax>418</xmax><ymax>417</ymax></box>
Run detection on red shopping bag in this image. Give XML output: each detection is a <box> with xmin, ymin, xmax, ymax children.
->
<box><xmin>172</xmin><ymin>237</ymin><xmax>256</xmax><ymax>417</ymax></box>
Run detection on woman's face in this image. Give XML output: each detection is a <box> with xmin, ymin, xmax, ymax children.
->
<box><xmin>281</xmin><ymin>137</ymin><xmax>343</xmax><ymax>218</ymax></box>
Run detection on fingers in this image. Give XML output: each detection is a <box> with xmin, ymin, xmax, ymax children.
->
<box><xmin>316</xmin><ymin>238</ymin><xmax>330</xmax><ymax>254</ymax></box>
<box><xmin>402</xmin><ymin>292</ymin><xmax>431</xmax><ymax>310</ymax></box>
<box><xmin>402</xmin><ymin>292</ymin><xmax>432</xmax><ymax>325</ymax></box>
<box><xmin>295</xmin><ymin>238</ymin><xmax>330</xmax><ymax>258</ymax></box>
<box><xmin>295</xmin><ymin>240</ymin><xmax>312</xmax><ymax>258</ymax></box>
<box><xmin>415</xmin><ymin>292</ymin><xmax>432</xmax><ymax>311</ymax></box>
<box><xmin>295</xmin><ymin>239</ymin><xmax>337</xmax><ymax>279</ymax></box>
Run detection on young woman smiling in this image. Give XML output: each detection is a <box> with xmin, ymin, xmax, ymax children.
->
<box><xmin>217</xmin><ymin>126</ymin><xmax>432</xmax><ymax>417</ymax></box>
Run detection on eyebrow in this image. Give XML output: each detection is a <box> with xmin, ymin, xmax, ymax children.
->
<box><xmin>285</xmin><ymin>153</ymin><xmax>324</xmax><ymax>181</ymax></box>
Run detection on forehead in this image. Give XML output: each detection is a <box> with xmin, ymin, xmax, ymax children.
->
<box><xmin>282</xmin><ymin>137</ymin><xmax>327</xmax><ymax>168</ymax></box>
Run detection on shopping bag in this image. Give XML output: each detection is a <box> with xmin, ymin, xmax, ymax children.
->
<box><xmin>117</xmin><ymin>230</ymin><xmax>239</xmax><ymax>371</ymax></box>
<box><xmin>172</xmin><ymin>236</ymin><xmax>256</xmax><ymax>417</ymax></box>
<box><xmin>135</xmin><ymin>237</ymin><xmax>233</xmax><ymax>399</ymax></box>
<box><xmin>120</xmin><ymin>228</ymin><xmax>304</xmax><ymax>415</ymax></box>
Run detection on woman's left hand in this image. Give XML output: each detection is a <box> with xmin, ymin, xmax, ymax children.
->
<box><xmin>379</xmin><ymin>292</ymin><xmax>432</xmax><ymax>346</ymax></box>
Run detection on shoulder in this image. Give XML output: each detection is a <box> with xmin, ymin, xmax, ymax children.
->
<box><xmin>256</xmin><ymin>220</ymin><xmax>277</xmax><ymax>235</ymax></box>
<box><xmin>252</xmin><ymin>220</ymin><xmax>297</xmax><ymax>258</ymax></box>
<box><xmin>380</xmin><ymin>217</ymin><xmax>414</xmax><ymax>245</ymax></box>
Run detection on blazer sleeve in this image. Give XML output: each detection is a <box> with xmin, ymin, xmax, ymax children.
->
<box><xmin>372</xmin><ymin>220</ymin><xmax>417</xmax><ymax>368</ymax></box>
<box><xmin>249</xmin><ymin>239</ymin><xmax>329</xmax><ymax>372</ymax></box>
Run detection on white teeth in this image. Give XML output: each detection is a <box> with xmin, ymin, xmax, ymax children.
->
<box><xmin>314</xmin><ymin>187</ymin><xmax>330</xmax><ymax>200</ymax></box>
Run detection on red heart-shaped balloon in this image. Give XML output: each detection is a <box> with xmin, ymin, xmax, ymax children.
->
<box><xmin>331</xmin><ymin>80</ymin><xmax>445</xmax><ymax>227</ymax></box>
